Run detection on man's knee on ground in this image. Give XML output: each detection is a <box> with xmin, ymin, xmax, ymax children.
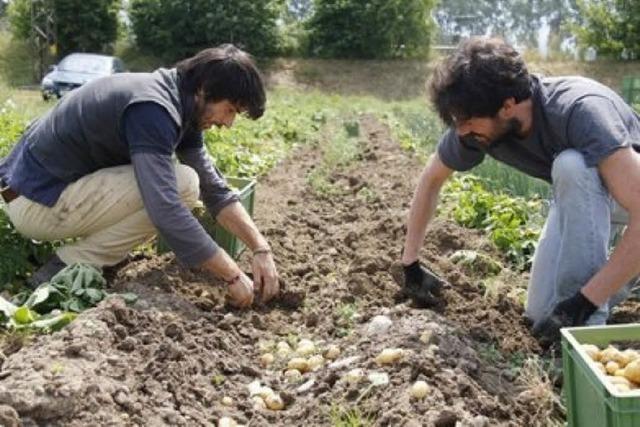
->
<box><xmin>175</xmin><ymin>164</ymin><xmax>200</xmax><ymax>208</ymax></box>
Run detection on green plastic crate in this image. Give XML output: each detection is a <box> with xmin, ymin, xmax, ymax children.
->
<box><xmin>622</xmin><ymin>76</ymin><xmax>640</xmax><ymax>105</ymax></box>
<box><xmin>562</xmin><ymin>324</ymin><xmax>640</xmax><ymax>427</ymax></box>
<box><xmin>156</xmin><ymin>176</ymin><xmax>256</xmax><ymax>259</ymax></box>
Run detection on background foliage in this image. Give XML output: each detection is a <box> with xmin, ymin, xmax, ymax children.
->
<box><xmin>306</xmin><ymin>0</ymin><xmax>437</xmax><ymax>59</ymax></box>
<box><xmin>9</xmin><ymin>0</ymin><xmax>121</xmax><ymax>58</ymax></box>
<box><xmin>571</xmin><ymin>0</ymin><xmax>640</xmax><ymax>59</ymax></box>
<box><xmin>129</xmin><ymin>0</ymin><xmax>282</xmax><ymax>61</ymax></box>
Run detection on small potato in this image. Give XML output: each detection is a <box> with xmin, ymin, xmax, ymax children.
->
<box><xmin>581</xmin><ymin>344</ymin><xmax>601</xmax><ymax>361</ymax></box>
<box><xmin>344</xmin><ymin>368</ymin><xmax>365</xmax><ymax>384</ymax></box>
<box><xmin>324</xmin><ymin>345</ymin><xmax>341</xmax><ymax>360</ymax></box>
<box><xmin>297</xmin><ymin>339</ymin><xmax>316</xmax><ymax>356</ymax></box>
<box><xmin>284</xmin><ymin>369</ymin><xmax>303</xmax><ymax>383</ymax></box>
<box><xmin>375</xmin><ymin>348</ymin><xmax>404</xmax><ymax>365</ymax></box>
<box><xmin>618</xmin><ymin>349</ymin><xmax>640</xmax><ymax>368</ymax></box>
<box><xmin>252</xmin><ymin>396</ymin><xmax>267</xmax><ymax>410</ymax></box>
<box><xmin>258</xmin><ymin>386</ymin><xmax>275</xmax><ymax>399</ymax></box>
<box><xmin>308</xmin><ymin>355</ymin><xmax>324</xmax><ymax>371</ymax></box>
<box><xmin>615</xmin><ymin>369</ymin><xmax>627</xmax><ymax>377</ymax></box>
<box><xmin>409</xmin><ymin>380</ymin><xmax>430</xmax><ymax>399</ymax></box>
<box><xmin>419</xmin><ymin>330</ymin><xmax>434</xmax><ymax>344</ymax></box>
<box><xmin>609</xmin><ymin>376</ymin><xmax>632</xmax><ymax>387</ymax></box>
<box><xmin>624</xmin><ymin>359</ymin><xmax>640</xmax><ymax>383</ymax></box>
<box><xmin>258</xmin><ymin>340</ymin><xmax>275</xmax><ymax>353</ymax></box>
<box><xmin>616</xmin><ymin>384</ymin><xmax>632</xmax><ymax>393</ymax></box>
<box><xmin>260</xmin><ymin>353</ymin><xmax>275</xmax><ymax>368</ymax></box>
<box><xmin>221</xmin><ymin>396</ymin><xmax>233</xmax><ymax>406</ymax></box>
<box><xmin>218</xmin><ymin>417</ymin><xmax>237</xmax><ymax>427</ymax></box>
<box><xmin>264</xmin><ymin>393</ymin><xmax>285</xmax><ymax>410</ymax></box>
<box><xmin>606</xmin><ymin>361</ymin><xmax>620</xmax><ymax>375</ymax></box>
<box><xmin>288</xmin><ymin>357</ymin><xmax>310</xmax><ymax>373</ymax></box>
<box><xmin>600</xmin><ymin>346</ymin><xmax>621</xmax><ymax>364</ymax></box>
<box><xmin>276</xmin><ymin>341</ymin><xmax>292</xmax><ymax>357</ymax></box>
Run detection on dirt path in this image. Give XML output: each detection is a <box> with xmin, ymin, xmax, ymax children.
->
<box><xmin>0</xmin><ymin>116</ymin><xmax>559</xmax><ymax>427</ymax></box>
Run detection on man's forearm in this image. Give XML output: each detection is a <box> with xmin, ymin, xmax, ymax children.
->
<box><xmin>200</xmin><ymin>249</ymin><xmax>243</xmax><ymax>281</ymax></box>
<box><xmin>582</xmin><ymin>220</ymin><xmax>640</xmax><ymax>305</ymax></box>
<box><xmin>402</xmin><ymin>169</ymin><xmax>443</xmax><ymax>265</ymax></box>
<box><xmin>215</xmin><ymin>201</ymin><xmax>269</xmax><ymax>251</ymax></box>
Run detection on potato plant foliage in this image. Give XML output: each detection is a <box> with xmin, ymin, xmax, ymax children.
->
<box><xmin>443</xmin><ymin>175</ymin><xmax>544</xmax><ymax>270</ymax></box>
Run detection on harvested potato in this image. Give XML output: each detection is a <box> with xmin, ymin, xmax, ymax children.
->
<box><xmin>419</xmin><ymin>330</ymin><xmax>433</xmax><ymax>344</ymax></box>
<box><xmin>218</xmin><ymin>417</ymin><xmax>237</xmax><ymax>427</ymax></box>
<box><xmin>410</xmin><ymin>380</ymin><xmax>429</xmax><ymax>399</ymax></box>
<box><xmin>615</xmin><ymin>369</ymin><xmax>627</xmax><ymax>377</ymax></box>
<box><xmin>581</xmin><ymin>344</ymin><xmax>601</xmax><ymax>361</ymax></box>
<box><xmin>297</xmin><ymin>339</ymin><xmax>316</xmax><ymax>356</ymax></box>
<box><xmin>600</xmin><ymin>346</ymin><xmax>621</xmax><ymax>364</ymax></box>
<box><xmin>284</xmin><ymin>369</ymin><xmax>303</xmax><ymax>383</ymax></box>
<box><xmin>260</xmin><ymin>353</ymin><xmax>275</xmax><ymax>368</ymax></box>
<box><xmin>221</xmin><ymin>396</ymin><xmax>233</xmax><ymax>406</ymax></box>
<box><xmin>609</xmin><ymin>376</ymin><xmax>632</xmax><ymax>387</ymax></box>
<box><xmin>606</xmin><ymin>361</ymin><xmax>620</xmax><ymax>375</ymax></box>
<box><xmin>258</xmin><ymin>340</ymin><xmax>275</xmax><ymax>353</ymax></box>
<box><xmin>288</xmin><ymin>357</ymin><xmax>310</xmax><ymax>373</ymax></box>
<box><xmin>375</xmin><ymin>348</ymin><xmax>404</xmax><ymax>365</ymax></box>
<box><xmin>276</xmin><ymin>341</ymin><xmax>292</xmax><ymax>357</ymax></box>
<box><xmin>308</xmin><ymin>355</ymin><xmax>324</xmax><ymax>370</ymax></box>
<box><xmin>257</xmin><ymin>386</ymin><xmax>275</xmax><ymax>399</ymax></box>
<box><xmin>252</xmin><ymin>396</ymin><xmax>267</xmax><ymax>410</ymax></box>
<box><xmin>616</xmin><ymin>383</ymin><xmax>632</xmax><ymax>393</ymax></box>
<box><xmin>624</xmin><ymin>359</ymin><xmax>640</xmax><ymax>383</ymax></box>
<box><xmin>264</xmin><ymin>393</ymin><xmax>285</xmax><ymax>410</ymax></box>
<box><xmin>324</xmin><ymin>345</ymin><xmax>341</xmax><ymax>360</ymax></box>
<box><xmin>344</xmin><ymin>368</ymin><xmax>365</xmax><ymax>384</ymax></box>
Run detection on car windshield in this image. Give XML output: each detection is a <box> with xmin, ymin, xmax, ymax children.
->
<box><xmin>58</xmin><ymin>55</ymin><xmax>111</xmax><ymax>74</ymax></box>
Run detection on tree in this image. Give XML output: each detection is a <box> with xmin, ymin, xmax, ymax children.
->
<box><xmin>54</xmin><ymin>0</ymin><xmax>120</xmax><ymax>56</ymax></box>
<box><xmin>571</xmin><ymin>0</ymin><xmax>640</xmax><ymax>58</ymax></box>
<box><xmin>129</xmin><ymin>0</ymin><xmax>282</xmax><ymax>61</ymax></box>
<box><xmin>8</xmin><ymin>0</ymin><xmax>121</xmax><ymax>58</ymax></box>
<box><xmin>306</xmin><ymin>0</ymin><xmax>437</xmax><ymax>59</ymax></box>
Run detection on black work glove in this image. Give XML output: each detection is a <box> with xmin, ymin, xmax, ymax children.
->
<box><xmin>402</xmin><ymin>261</ymin><xmax>444</xmax><ymax>307</ymax></box>
<box><xmin>532</xmin><ymin>291</ymin><xmax>598</xmax><ymax>346</ymax></box>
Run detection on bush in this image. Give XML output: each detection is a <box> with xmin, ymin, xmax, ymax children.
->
<box><xmin>129</xmin><ymin>0</ymin><xmax>282</xmax><ymax>61</ymax></box>
<box><xmin>8</xmin><ymin>0</ymin><xmax>121</xmax><ymax>58</ymax></box>
<box><xmin>306</xmin><ymin>0</ymin><xmax>437</xmax><ymax>59</ymax></box>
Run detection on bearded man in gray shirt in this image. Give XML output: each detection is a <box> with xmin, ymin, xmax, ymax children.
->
<box><xmin>400</xmin><ymin>37</ymin><xmax>640</xmax><ymax>343</ymax></box>
<box><xmin>0</xmin><ymin>44</ymin><xmax>277</xmax><ymax>308</ymax></box>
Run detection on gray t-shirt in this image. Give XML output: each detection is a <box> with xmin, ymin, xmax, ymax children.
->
<box><xmin>437</xmin><ymin>75</ymin><xmax>640</xmax><ymax>182</ymax></box>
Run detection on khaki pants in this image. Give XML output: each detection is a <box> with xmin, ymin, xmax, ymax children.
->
<box><xmin>5</xmin><ymin>164</ymin><xmax>200</xmax><ymax>266</ymax></box>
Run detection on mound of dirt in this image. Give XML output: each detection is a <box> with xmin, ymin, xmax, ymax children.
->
<box><xmin>0</xmin><ymin>115</ymin><xmax>560</xmax><ymax>426</ymax></box>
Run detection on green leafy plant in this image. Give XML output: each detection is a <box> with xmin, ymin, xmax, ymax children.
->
<box><xmin>444</xmin><ymin>175</ymin><xmax>543</xmax><ymax>270</ymax></box>
<box><xmin>1</xmin><ymin>264</ymin><xmax>136</xmax><ymax>332</ymax></box>
<box><xmin>129</xmin><ymin>0</ymin><xmax>281</xmax><ymax>61</ymax></box>
<box><xmin>307</xmin><ymin>0</ymin><xmax>437</xmax><ymax>59</ymax></box>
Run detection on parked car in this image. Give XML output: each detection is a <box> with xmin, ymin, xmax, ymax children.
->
<box><xmin>41</xmin><ymin>53</ymin><xmax>127</xmax><ymax>100</ymax></box>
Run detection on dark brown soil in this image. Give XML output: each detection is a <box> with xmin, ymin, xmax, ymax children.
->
<box><xmin>0</xmin><ymin>115</ymin><xmax>568</xmax><ymax>427</ymax></box>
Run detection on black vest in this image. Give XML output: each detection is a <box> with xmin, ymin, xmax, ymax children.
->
<box><xmin>27</xmin><ymin>68</ymin><xmax>184</xmax><ymax>182</ymax></box>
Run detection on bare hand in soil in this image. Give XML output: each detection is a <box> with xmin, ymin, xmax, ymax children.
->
<box><xmin>252</xmin><ymin>252</ymin><xmax>279</xmax><ymax>302</ymax></box>
<box><xmin>227</xmin><ymin>273</ymin><xmax>255</xmax><ymax>308</ymax></box>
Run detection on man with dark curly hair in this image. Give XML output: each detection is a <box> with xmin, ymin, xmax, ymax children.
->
<box><xmin>0</xmin><ymin>44</ymin><xmax>278</xmax><ymax>308</ymax></box>
<box><xmin>401</xmin><ymin>37</ymin><xmax>640</xmax><ymax>343</ymax></box>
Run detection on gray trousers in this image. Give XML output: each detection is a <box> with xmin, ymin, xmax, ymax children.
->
<box><xmin>525</xmin><ymin>149</ymin><xmax>633</xmax><ymax>326</ymax></box>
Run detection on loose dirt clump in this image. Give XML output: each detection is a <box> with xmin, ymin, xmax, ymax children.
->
<box><xmin>0</xmin><ymin>115</ymin><xmax>560</xmax><ymax>426</ymax></box>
